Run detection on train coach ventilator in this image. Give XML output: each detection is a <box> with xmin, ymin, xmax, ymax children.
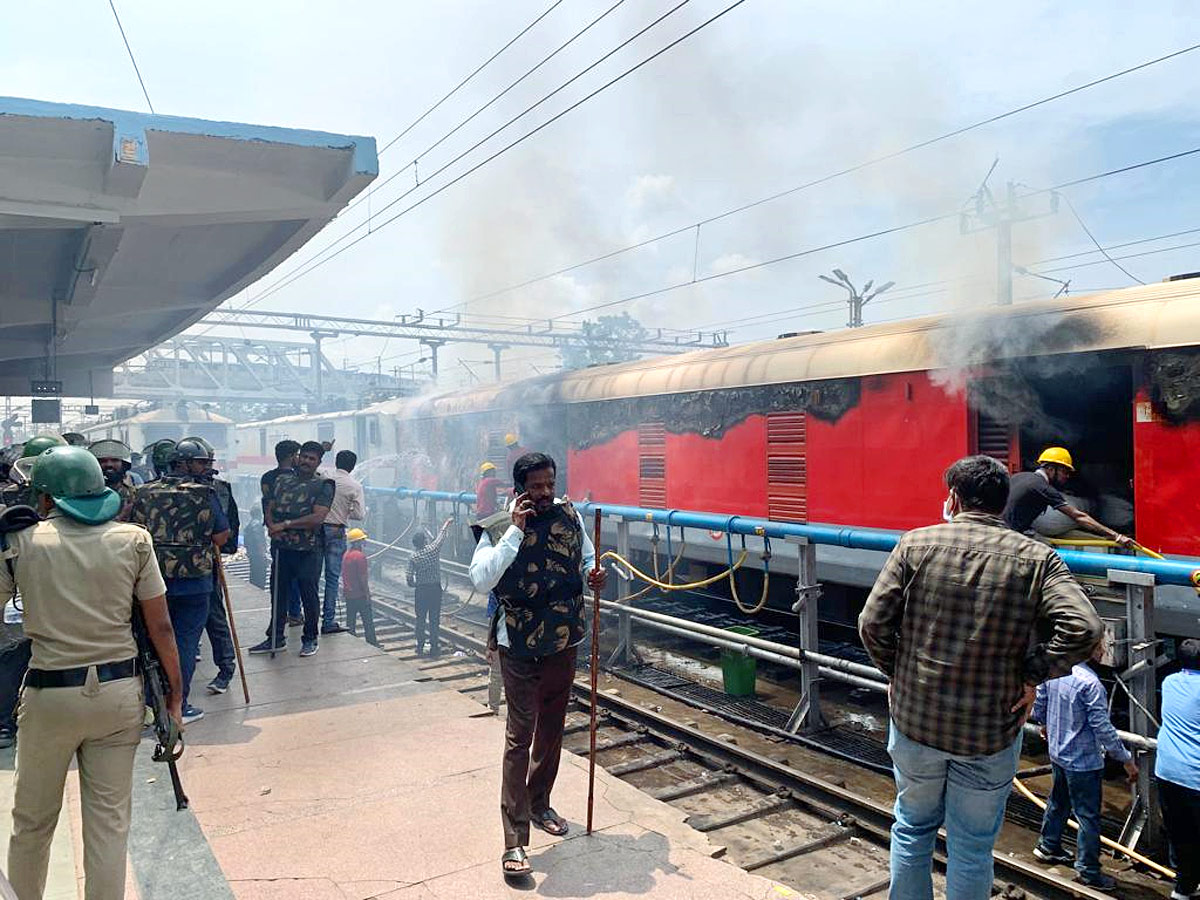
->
<box><xmin>1011</xmin><ymin>777</ymin><xmax>1175</xmax><ymax>881</ymax></box>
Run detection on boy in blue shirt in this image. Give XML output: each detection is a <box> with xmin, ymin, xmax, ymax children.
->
<box><xmin>1032</xmin><ymin>638</ymin><xmax>1138</xmax><ymax>890</ymax></box>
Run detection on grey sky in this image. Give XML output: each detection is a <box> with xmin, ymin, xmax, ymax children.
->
<box><xmin>4</xmin><ymin>0</ymin><xmax>1199</xmax><ymax>387</ymax></box>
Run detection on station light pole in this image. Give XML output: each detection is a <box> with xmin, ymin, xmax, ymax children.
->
<box><xmin>818</xmin><ymin>270</ymin><xmax>894</xmax><ymax>328</ymax></box>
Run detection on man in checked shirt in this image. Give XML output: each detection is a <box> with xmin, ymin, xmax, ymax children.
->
<box><xmin>859</xmin><ymin>455</ymin><xmax>1102</xmax><ymax>900</ymax></box>
<box><xmin>407</xmin><ymin>518</ymin><xmax>453</xmax><ymax>657</ymax></box>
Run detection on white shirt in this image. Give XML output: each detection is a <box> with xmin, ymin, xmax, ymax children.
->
<box><xmin>469</xmin><ymin>499</ymin><xmax>596</xmax><ymax>649</ymax></box>
<box><xmin>319</xmin><ymin>467</ymin><xmax>366</xmax><ymax>526</ymax></box>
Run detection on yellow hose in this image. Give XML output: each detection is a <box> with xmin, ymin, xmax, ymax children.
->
<box><xmin>1047</xmin><ymin>539</ymin><xmax>1200</xmax><ymax>595</ymax></box>
<box><xmin>730</xmin><ymin>565</ymin><xmax>771</xmax><ymax>615</ymax></box>
<box><xmin>1010</xmin><ymin>777</ymin><xmax>1175</xmax><ymax>880</ymax></box>
<box><xmin>599</xmin><ymin>549</ymin><xmax>748</xmax><ymax>591</ymax></box>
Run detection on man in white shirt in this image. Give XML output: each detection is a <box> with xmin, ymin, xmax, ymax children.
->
<box><xmin>318</xmin><ymin>450</ymin><xmax>366</xmax><ymax>634</ymax></box>
<box><xmin>469</xmin><ymin>452</ymin><xmax>606</xmax><ymax>879</ymax></box>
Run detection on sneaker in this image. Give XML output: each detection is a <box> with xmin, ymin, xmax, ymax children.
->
<box><xmin>299</xmin><ymin>640</ymin><xmax>319</xmax><ymax>658</ymax></box>
<box><xmin>1032</xmin><ymin>845</ymin><xmax>1073</xmax><ymax>865</ymax></box>
<box><xmin>249</xmin><ymin>639</ymin><xmax>286</xmax><ymax>654</ymax></box>
<box><xmin>207</xmin><ymin>674</ymin><xmax>232</xmax><ymax>695</ymax></box>
<box><xmin>1076</xmin><ymin>872</ymin><xmax>1116</xmax><ymax>891</ymax></box>
<box><xmin>0</xmin><ymin>727</ymin><xmax>15</xmax><ymax>750</ymax></box>
<box><xmin>182</xmin><ymin>705</ymin><xmax>205</xmax><ymax>725</ymax></box>
<box><xmin>320</xmin><ymin>623</ymin><xmax>347</xmax><ymax>635</ymax></box>
<box><xmin>287</xmin><ymin>615</ymin><xmax>304</xmax><ymax>627</ymax></box>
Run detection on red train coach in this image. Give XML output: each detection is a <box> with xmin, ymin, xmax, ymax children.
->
<box><xmin>406</xmin><ymin>281</ymin><xmax>1199</xmax><ymax>561</ymax></box>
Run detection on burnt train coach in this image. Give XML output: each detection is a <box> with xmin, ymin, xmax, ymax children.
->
<box><xmin>397</xmin><ymin>282</ymin><xmax>1200</xmax><ymax>635</ymax></box>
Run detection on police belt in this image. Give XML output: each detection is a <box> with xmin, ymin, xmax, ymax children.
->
<box><xmin>26</xmin><ymin>658</ymin><xmax>137</xmax><ymax>688</ymax></box>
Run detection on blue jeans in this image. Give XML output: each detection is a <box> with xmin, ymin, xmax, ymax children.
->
<box><xmin>888</xmin><ymin>721</ymin><xmax>1021</xmax><ymax>900</ymax></box>
<box><xmin>288</xmin><ymin>580</ymin><xmax>301</xmax><ymax>619</ymax></box>
<box><xmin>168</xmin><ymin>592</ymin><xmax>211</xmax><ymax>708</ymax></box>
<box><xmin>321</xmin><ymin>526</ymin><xmax>346</xmax><ymax>628</ymax></box>
<box><xmin>1038</xmin><ymin>764</ymin><xmax>1103</xmax><ymax>880</ymax></box>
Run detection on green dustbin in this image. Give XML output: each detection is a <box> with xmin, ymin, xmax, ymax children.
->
<box><xmin>720</xmin><ymin>626</ymin><xmax>759</xmax><ymax>697</ymax></box>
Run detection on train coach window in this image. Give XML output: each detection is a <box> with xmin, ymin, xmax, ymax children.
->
<box><xmin>259</xmin><ymin>428</ymin><xmax>267</xmax><ymax>457</ymax></box>
<box><xmin>318</xmin><ymin>422</ymin><xmax>335</xmax><ymax>444</ymax></box>
<box><xmin>368</xmin><ymin>417</ymin><xmax>380</xmax><ymax>446</ymax></box>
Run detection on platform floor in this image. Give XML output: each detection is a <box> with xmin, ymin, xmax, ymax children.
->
<box><xmin>3</xmin><ymin>578</ymin><xmax>792</xmax><ymax>899</ymax></box>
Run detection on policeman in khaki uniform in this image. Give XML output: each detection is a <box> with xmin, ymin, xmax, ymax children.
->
<box><xmin>129</xmin><ymin>446</ymin><xmax>229</xmax><ymax>723</ymax></box>
<box><xmin>2</xmin><ymin>446</ymin><xmax>182</xmax><ymax>900</ymax></box>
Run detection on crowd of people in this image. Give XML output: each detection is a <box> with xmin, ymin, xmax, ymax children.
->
<box><xmin>0</xmin><ymin>429</ymin><xmax>1196</xmax><ymax>899</ymax></box>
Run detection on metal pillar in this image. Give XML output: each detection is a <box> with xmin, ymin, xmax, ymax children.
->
<box><xmin>489</xmin><ymin>344</ymin><xmax>507</xmax><ymax>381</ymax></box>
<box><xmin>1110</xmin><ymin>568</ymin><xmax>1159</xmax><ymax>852</ymax></box>
<box><xmin>606</xmin><ymin>517</ymin><xmax>640</xmax><ymax>668</ymax></box>
<box><xmin>785</xmin><ymin>537</ymin><xmax>825</xmax><ymax>732</ymax></box>
<box><xmin>421</xmin><ymin>340</ymin><xmax>446</xmax><ymax>379</ymax></box>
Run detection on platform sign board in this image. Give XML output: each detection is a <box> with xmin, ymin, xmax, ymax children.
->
<box><xmin>31</xmin><ymin>399</ymin><xmax>61</xmax><ymax>423</ymax></box>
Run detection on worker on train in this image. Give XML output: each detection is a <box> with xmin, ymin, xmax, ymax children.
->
<box><xmin>475</xmin><ymin>461</ymin><xmax>502</xmax><ymax>518</ymax></box>
<box><xmin>1002</xmin><ymin>447</ymin><xmax>1134</xmax><ymax>548</ymax></box>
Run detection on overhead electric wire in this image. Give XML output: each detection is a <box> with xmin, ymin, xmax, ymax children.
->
<box><xmin>430</xmin><ymin>40</ymin><xmax>1200</xmax><ymax>315</ymax></box>
<box><xmin>1061</xmin><ymin>194</ymin><xmax>1146</xmax><ymax>284</ymax></box>
<box><xmin>238</xmin><ymin>0</ymin><xmax>746</xmax><ymax>309</ymax></box>
<box><xmin>542</xmin><ymin>144</ymin><xmax>1200</xmax><ymax>324</ymax></box>
<box><xmin>107</xmin><ymin>0</ymin><xmax>155</xmax><ymax>114</ymax></box>
<box><xmin>376</xmin><ymin>0</ymin><xmax>564</xmax><ymax>157</ymax></box>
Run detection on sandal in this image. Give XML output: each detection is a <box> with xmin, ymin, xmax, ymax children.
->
<box><xmin>532</xmin><ymin>808</ymin><xmax>569</xmax><ymax>836</ymax></box>
<box><xmin>501</xmin><ymin>847</ymin><xmax>531</xmax><ymax>877</ymax></box>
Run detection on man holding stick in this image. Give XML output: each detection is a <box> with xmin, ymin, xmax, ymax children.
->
<box><xmin>469</xmin><ymin>452</ymin><xmax>606</xmax><ymax>879</ymax></box>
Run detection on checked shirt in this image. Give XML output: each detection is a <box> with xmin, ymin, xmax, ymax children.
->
<box><xmin>859</xmin><ymin>512</ymin><xmax>1101</xmax><ymax>756</ymax></box>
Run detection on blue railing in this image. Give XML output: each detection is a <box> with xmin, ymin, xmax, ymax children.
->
<box><xmin>366</xmin><ymin>486</ymin><xmax>1200</xmax><ymax>589</ymax></box>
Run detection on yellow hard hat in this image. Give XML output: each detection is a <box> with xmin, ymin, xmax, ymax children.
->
<box><xmin>479</xmin><ymin>461</ymin><xmax>496</xmax><ymax>475</ymax></box>
<box><xmin>504</xmin><ymin>433</ymin><xmax>518</xmax><ymax>446</ymax></box>
<box><xmin>1038</xmin><ymin>447</ymin><xmax>1074</xmax><ymax>471</ymax></box>
<box><xmin>347</xmin><ymin>528</ymin><xmax>368</xmax><ymax>542</ymax></box>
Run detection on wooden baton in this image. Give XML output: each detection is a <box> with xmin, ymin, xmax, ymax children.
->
<box><xmin>213</xmin><ymin>550</ymin><xmax>251</xmax><ymax>705</ymax></box>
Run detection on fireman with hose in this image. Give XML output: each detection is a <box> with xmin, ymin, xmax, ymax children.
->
<box><xmin>1003</xmin><ymin>447</ymin><xmax>1134</xmax><ymax>548</ymax></box>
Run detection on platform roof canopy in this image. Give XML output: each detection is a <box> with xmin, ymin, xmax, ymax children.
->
<box><xmin>0</xmin><ymin>96</ymin><xmax>376</xmax><ymax>397</ymax></box>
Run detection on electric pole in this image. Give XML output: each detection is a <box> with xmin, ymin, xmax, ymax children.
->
<box><xmin>960</xmin><ymin>161</ymin><xmax>1059</xmax><ymax>305</ymax></box>
<box><xmin>818</xmin><ymin>270</ymin><xmax>895</xmax><ymax>328</ymax></box>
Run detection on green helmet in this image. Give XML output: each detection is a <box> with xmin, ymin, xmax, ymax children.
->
<box><xmin>150</xmin><ymin>439</ymin><xmax>177</xmax><ymax>476</ymax></box>
<box><xmin>20</xmin><ymin>433</ymin><xmax>67</xmax><ymax>459</ymax></box>
<box><xmin>174</xmin><ymin>437</ymin><xmax>214</xmax><ymax>462</ymax></box>
<box><xmin>88</xmin><ymin>438</ymin><xmax>132</xmax><ymax>464</ymax></box>
<box><xmin>30</xmin><ymin>446</ymin><xmax>121</xmax><ymax>524</ymax></box>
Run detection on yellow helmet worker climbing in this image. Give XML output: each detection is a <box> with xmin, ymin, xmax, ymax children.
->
<box><xmin>1036</xmin><ymin>447</ymin><xmax>1074</xmax><ymax>471</ymax></box>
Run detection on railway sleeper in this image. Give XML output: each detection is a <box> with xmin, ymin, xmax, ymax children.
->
<box><xmin>838</xmin><ymin>874</ymin><xmax>891</xmax><ymax>899</ymax></box>
<box><xmin>431</xmin><ymin>667</ymin><xmax>489</xmax><ymax>683</ymax></box>
<box><xmin>740</xmin><ymin>825</ymin><xmax>855</xmax><ymax>872</ymax></box>
<box><xmin>585</xmin><ymin>732</ymin><xmax>651</xmax><ymax>755</ymax></box>
<box><xmin>649</xmin><ymin>770</ymin><xmax>739</xmax><ymax>802</ymax></box>
<box><xmin>688</xmin><ymin>792</ymin><xmax>794</xmax><ymax>832</ymax></box>
<box><xmin>606</xmin><ymin>749</ymin><xmax>686</xmax><ymax>777</ymax></box>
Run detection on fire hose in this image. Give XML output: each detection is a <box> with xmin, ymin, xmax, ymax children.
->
<box><xmin>1010</xmin><ymin>777</ymin><xmax>1174</xmax><ymax>880</ymax></box>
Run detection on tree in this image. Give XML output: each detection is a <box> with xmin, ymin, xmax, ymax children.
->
<box><xmin>560</xmin><ymin>313</ymin><xmax>648</xmax><ymax>369</ymax></box>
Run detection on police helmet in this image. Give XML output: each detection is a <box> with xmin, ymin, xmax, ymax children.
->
<box><xmin>174</xmin><ymin>437</ymin><xmax>214</xmax><ymax>463</ymax></box>
<box><xmin>20</xmin><ymin>433</ymin><xmax>67</xmax><ymax>459</ymax></box>
<box><xmin>150</xmin><ymin>439</ymin><xmax>177</xmax><ymax>476</ymax></box>
<box><xmin>88</xmin><ymin>439</ymin><xmax>132</xmax><ymax>464</ymax></box>
<box><xmin>30</xmin><ymin>446</ymin><xmax>121</xmax><ymax>525</ymax></box>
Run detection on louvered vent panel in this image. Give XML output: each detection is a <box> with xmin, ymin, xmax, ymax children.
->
<box><xmin>766</xmin><ymin>411</ymin><xmax>807</xmax><ymax>522</ymax></box>
<box><xmin>638</xmin><ymin>422</ymin><xmax>667</xmax><ymax>507</ymax></box>
<box><xmin>975</xmin><ymin>410</ymin><xmax>1017</xmax><ymax>472</ymax></box>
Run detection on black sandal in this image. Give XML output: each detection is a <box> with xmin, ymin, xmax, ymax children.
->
<box><xmin>501</xmin><ymin>847</ymin><xmax>531</xmax><ymax>876</ymax></box>
<box><xmin>532</xmin><ymin>808</ymin><xmax>569</xmax><ymax>836</ymax></box>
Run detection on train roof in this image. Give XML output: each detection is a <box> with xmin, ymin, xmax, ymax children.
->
<box><xmin>414</xmin><ymin>281</ymin><xmax>1200</xmax><ymax>414</ymax></box>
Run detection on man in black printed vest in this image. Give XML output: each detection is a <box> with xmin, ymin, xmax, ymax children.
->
<box><xmin>469</xmin><ymin>452</ymin><xmax>606</xmax><ymax>878</ymax></box>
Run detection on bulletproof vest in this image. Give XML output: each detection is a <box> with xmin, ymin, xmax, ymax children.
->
<box><xmin>114</xmin><ymin>477</ymin><xmax>136</xmax><ymax>522</ymax></box>
<box><xmin>130</xmin><ymin>477</ymin><xmax>215</xmax><ymax>579</ymax></box>
<box><xmin>494</xmin><ymin>502</ymin><xmax>585</xmax><ymax>659</ymax></box>
<box><xmin>209</xmin><ymin>477</ymin><xmax>240</xmax><ymax>554</ymax></box>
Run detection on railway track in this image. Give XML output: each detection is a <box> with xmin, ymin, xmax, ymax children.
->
<box><xmin>364</xmin><ymin>586</ymin><xmax>1113</xmax><ymax>900</ymax></box>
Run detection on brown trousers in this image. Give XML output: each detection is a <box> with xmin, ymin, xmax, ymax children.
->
<box><xmin>498</xmin><ymin>645</ymin><xmax>577</xmax><ymax>849</ymax></box>
<box><xmin>8</xmin><ymin>674</ymin><xmax>144</xmax><ymax>900</ymax></box>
